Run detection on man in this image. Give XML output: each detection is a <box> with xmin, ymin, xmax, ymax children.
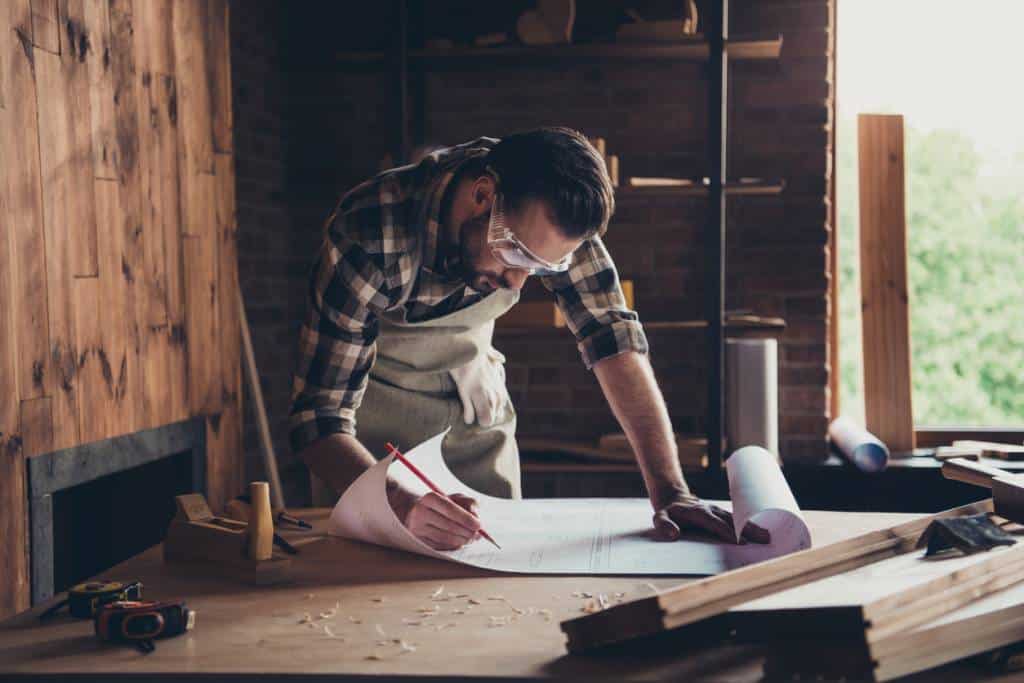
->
<box><xmin>290</xmin><ymin>128</ymin><xmax>766</xmax><ymax>551</ymax></box>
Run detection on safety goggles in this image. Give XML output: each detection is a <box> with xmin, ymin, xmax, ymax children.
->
<box><xmin>487</xmin><ymin>194</ymin><xmax>574</xmax><ymax>275</ymax></box>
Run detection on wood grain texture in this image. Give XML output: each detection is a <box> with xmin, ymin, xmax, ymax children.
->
<box><xmin>29</xmin><ymin>0</ymin><xmax>59</xmax><ymax>53</ymax></box>
<box><xmin>1</xmin><ymin>0</ymin><xmax>239</xmax><ymax>619</ymax></box>
<box><xmin>83</xmin><ymin>0</ymin><xmax>116</xmax><ymax>180</ymax></box>
<box><xmin>0</xmin><ymin>0</ymin><xmax>50</xmax><ymax>405</ymax></box>
<box><xmin>857</xmin><ymin>114</ymin><xmax>915</xmax><ymax>453</ymax></box>
<box><xmin>183</xmin><ymin>226</ymin><xmax>223</xmax><ymax>415</ymax></box>
<box><xmin>34</xmin><ymin>48</ymin><xmax>83</xmax><ymax>450</ymax></box>
<box><xmin>0</xmin><ymin>434</ymin><xmax>28</xmax><ymax>619</ymax></box>
<box><xmin>171</xmin><ymin>0</ymin><xmax>214</xmax><ymax>175</ymax></box>
<box><xmin>204</xmin><ymin>0</ymin><xmax>232</xmax><ymax>153</ymax></box>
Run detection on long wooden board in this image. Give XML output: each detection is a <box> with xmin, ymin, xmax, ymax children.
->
<box><xmin>560</xmin><ymin>500</ymin><xmax>993</xmax><ymax>652</ymax></box>
<box><xmin>858</xmin><ymin>114</ymin><xmax>915</xmax><ymax>453</ymax></box>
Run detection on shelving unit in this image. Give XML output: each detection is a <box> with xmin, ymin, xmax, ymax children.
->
<box><xmin>367</xmin><ymin>0</ymin><xmax>783</xmax><ymax>474</ymax></box>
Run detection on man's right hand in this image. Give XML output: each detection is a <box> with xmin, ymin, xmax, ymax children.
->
<box><xmin>387</xmin><ymin>484</ymin><xmax>482</xmax><ymax>551</ymax></box>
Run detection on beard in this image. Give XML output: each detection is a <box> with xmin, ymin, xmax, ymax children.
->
<box><xmin>455</xmin><ymin>213</ymin><xmax>500</xmax><ymax>294</ymax></box>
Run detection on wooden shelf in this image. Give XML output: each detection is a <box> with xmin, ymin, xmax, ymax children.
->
<box><xmin>618</xmin><ymin>179</ymin><xmax>785</xmax><ymax>197</ymax></box>
<box><xmin>335</xmin><ymin>35</ymin><xmax>782</xmax><ymax>66</ymax></box>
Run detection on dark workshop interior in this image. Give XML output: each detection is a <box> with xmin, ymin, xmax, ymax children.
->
<box><xmin>1</xmin><ymin>1</ymin><xmax>1022</xmax><ymax>680</ymax></box>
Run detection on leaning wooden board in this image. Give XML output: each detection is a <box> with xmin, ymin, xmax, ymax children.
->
<box><xmin>0</xmin><ymin>508</ymin><xmax>965</xmax><ymax>682</ymax></box>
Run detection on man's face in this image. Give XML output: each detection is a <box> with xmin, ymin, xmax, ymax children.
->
<box><xmin>457</xmin><ymin>197</ymin><xmax>583</xmax><ymax>294</ymax></box>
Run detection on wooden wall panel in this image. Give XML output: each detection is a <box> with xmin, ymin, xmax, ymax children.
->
<box><xmin>29</xmin><ymin>0</ymin><xmax>59</xmax><ymax>53</ymax></box>
<box><xmin>2</xmin><ymin>0</ymin><xmax>51</xmax><ymax>405</ymax></box>
<box><xmin>171</xmin><ymin>0</ymin><xmax>214</xmax><ymax>175</ymax></box>
<box><xmin>858</xmin><ymin>114</ymin><xmax>915</xmax><ymax>453</ymax></box>
<box><xmin>0</xmin><ymin>0</ymin><xmax>240</xmax><ymax>617</ymax></box>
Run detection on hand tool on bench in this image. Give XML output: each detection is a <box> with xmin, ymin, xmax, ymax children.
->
<box><xmin>942</xmin><ymin>458</ymin><xmax>1024</xmax><ymax>522</ymax></box>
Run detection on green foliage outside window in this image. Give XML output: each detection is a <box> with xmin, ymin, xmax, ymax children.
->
<box><xmin>837</xmin><ymin>118</ymin><xmax>1024</xmax><ymax>426</ymax></box>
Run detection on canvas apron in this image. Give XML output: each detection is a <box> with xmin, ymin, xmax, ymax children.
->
<box><xmin>310</xmin><ymin>276</ymin><xmax>521</xmax><ymax>504</ymax></box>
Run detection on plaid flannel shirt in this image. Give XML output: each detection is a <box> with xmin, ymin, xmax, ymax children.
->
<box><xmin>288</xmin><ymin>138</ymin><xmax>648</xmax><ymax>454</ymax></box>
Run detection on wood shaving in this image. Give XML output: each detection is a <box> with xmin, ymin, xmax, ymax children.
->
<box><xmin>452</xmin><ymin>593</ymin><xmax>469</xmax><ymax>598</ymax></box>
<box><xmin>402</xmin><ymin>619</ymin><xmax>422</xmax><ymax>626</ymax></box>
<box><xmin>322</xmin><ymin>625</ymin><xmax>343</xmax><ymax>639</ymax></box>
<box><xmin>487</xmin><ymin>595</ymin><xmax>506</xmax><ymax>601</ymax></box>
<box><xmin>451</xmin><ymin>609</ymin><xmax>466</xmax><ymax>615</ymax></box>
<box><xmin>467</xmin><ymin>598</ymin><xmax>482</xmax><ymax>605</ymax></box>
<box><xmin>307</xmin><ymin>622</ymin><xmax>318</xmax><ymax>629</ymax></box>
<box><xmin>319</xmin><ymin>611</ymin><xmax>336</xmax><ymax>619</ymax></box>
<box><xmin>305</xmin><ymin>593</ymin><xmax>315</xmax><ymax>600</ymax></box>
<box><xmin>597</xmin><ymin>594</ymin><xmax>609</xmax><ymax>610</ymax></box>
<box><xmin>365</xmin><ymin>654</ymin><xmax>384</xmax><ymax>661</ymax></box>
<box><xmin>399</xmin><ymin>641</ymin><xmax>417</xmax><ymax>653</ymax></box>
<box><xmin>374</xmin><ymin>624</ymin><xmax>387</xmax><ymax>637</ymax></box>
<box><xmin>645</xmin><ymin>582</ymin><xmax>659</xmax><ymax>594</ymax></box>
<box><xmin>580</xmin><ymin>599</ymin><xmax>602</xmax><ymax>614</ymax></box>
<box><xmin>348</xmin><ymin>616</ymin><xmax>362</xmax><ymax>624</ymax></box>
<box><xmin>614</xmin><ymin>592</ymin><xmax>625</xmax><ymax>599</ymax></box>
<box><xmin>416</xmin><ymin>606</ymin><xmax>441</xmax><ymax>614</ymax></box>
<box><xmin>511</xmin><ymin>607</ymin><xmax>526</xmax><ymax>615</ymax></box>
<box><xmin>371</xmin><ymin>597</ymin><xmax>385</xmax><ymax>603</ymax></box>
<box><xmin>539</xmin><ymin>608</ymin><xmax>553</xmax><ymax>622</ymax></box>
<box><xmin>433</xmin><ymin>622</ymin><xmax>456</xmax><ymax>631</ymax></box>
<box><xmin>431</xmin><ymin>585</ymin><xmax>445</xmax><ymax>599</ymax></box>
<box><xmin>298</xmin><ymin>613</ymin><xmax>313</xmax><ymax>624</ymax></box>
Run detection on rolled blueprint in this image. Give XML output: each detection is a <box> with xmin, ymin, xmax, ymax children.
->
<box><xmin>726</xmin><ymin>339</ymin><xmax>779</xmax><ymax>456</ymax></box>
<box><xmin>828</xmin><ymin>416</ymin><xmax>889</xmax><ymax>473</ymax></box>
<box><xmin>726</xmin><ymin>445</ymin><xmax>811</xmax><ymax>555</ymax></box>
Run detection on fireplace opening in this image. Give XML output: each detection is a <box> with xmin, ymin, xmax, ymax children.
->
<box><xmin>51</xmin><ymin>450</ymin><xmax>194</xmax><ymax>593</ymax></box>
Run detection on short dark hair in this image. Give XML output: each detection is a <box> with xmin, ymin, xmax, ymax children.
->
<box><xmin>485</xmin><ymin>127</ymin><xmax>614</xmax><ymax>239</ymax></box>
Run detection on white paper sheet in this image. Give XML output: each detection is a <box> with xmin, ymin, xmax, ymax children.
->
<box><xmin>328</xmin><ymin>431</ymin><xmax>812</xmax><ymax>575</ymax></box>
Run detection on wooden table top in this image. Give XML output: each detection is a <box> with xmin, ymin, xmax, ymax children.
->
<box><xmin>0</xmin><ymin>507</ymin><xmax>1017</xmax><ymax>682</ymax></box>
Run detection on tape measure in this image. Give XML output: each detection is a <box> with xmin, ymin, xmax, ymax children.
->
<box><xmin>94</xmin><ymin>600</ymin><xmax>195</xmax><ymax>653</ymax></box>
<box><xmin>39</xmin><ymin>580</ymin><xmax>143</xmax><ymax>620</ymax></box>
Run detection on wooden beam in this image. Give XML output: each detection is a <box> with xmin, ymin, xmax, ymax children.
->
<box><xmin>857</xmin><ymin>114</ymin><xmax>914</xmax><ymax>453</ymax></box>
<box><xmin>561</xmin><ymin>500</ymin><xmax>992</xmax><ymax>652</ymax></box>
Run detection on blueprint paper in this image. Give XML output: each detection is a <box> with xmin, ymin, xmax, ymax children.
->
<box><xmin>328</xmin><ymin>431</ymin><xmax>811</xmax><ymax>575</ymax></box>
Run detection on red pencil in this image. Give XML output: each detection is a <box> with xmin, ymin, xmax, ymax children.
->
<box><xmin>386</xmin><ymin>442</ymin><xmax>502</xmax><ymax>550</ymax></box>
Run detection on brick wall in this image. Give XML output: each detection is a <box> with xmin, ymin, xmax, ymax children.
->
<box><xmin>230</xmin><ymin>0</ymin><xmax>317</xmax><ymax>500</ymax></box>
<box><xmin>235</xmin><ymin>0</ymin><xmax>835</xmax><ymax>495</ymax></box>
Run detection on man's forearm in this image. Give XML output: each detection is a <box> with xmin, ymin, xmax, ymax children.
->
<box><xmin>298</xmin><ymin>433</ymin><xmax>420</xmax><ymax>519</ymax></box>
<box><xmin>592</xmin><ymin>351</ymin><xmax>689</xmax><ymax>507</ymax></box>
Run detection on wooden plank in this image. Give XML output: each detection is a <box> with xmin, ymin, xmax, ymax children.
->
<box><xmin>858</xmin><ymin>114</ymin><xmax>915</xmax><ymax>453</ymax></box>
<box><xmin>105</xmin><ymin>0</ymin><xmax>146</xmax><ymax>434</ymax></box>
<box><xmin>560</xmin><ymin>500</ymin><xmax>993</xmax><ymax>652</ymax></box>
<box><xmin>90</xmin><ymin>178</ymin><xmax>137</xmax><ymax>433</ymax></box>
<box><xmin>29</xmin><ymin>0</ymin><xmax>59</xmax><ymax>53</ymax></box>
<box><xmin>82</xmin><ymin>0</ymin><xmax>116</xmax><ymax>180</ymax></box>
<box><xmin>204</xmin><ymin>0</ymin><xmax>232</xmax><ymax>154</ymax></box>
<box><xmin>0</xmin><ymin>0</ymin><xmax>50</xmax><ymax>405</ymax></box>
<box><xmin>72</xmin><ymin>275</ymin><xmax>115</xmax><ymax>443</ymax></box>
<box><xmin>171</xmin><ymin>0</ymin><xmax>214</xmax><ymax>175</ymax></box>
<box><xmin>0</xmin><ymin>426</ymin><xmax>27</xmax><ymax>620</ymax></box>
<box><xmin>34</xmin><ymin>48</ymin><xmax>83</xmax><ymax>449</ymax></box>
<box><xmin>131</xmin><ymin>0</ymin><xmax>173</xmax><ymax>72</ymax></box>
<box><xmin>182</xmin><ymin>225</ymin><xmax>222</xmax><ymax>415</ymax></box>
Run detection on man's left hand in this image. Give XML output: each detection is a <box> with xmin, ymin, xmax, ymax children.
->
<box><xmin>652</xmin><ymin>492</ymin><xmax>771</xmax><ymax>544</ymax></box>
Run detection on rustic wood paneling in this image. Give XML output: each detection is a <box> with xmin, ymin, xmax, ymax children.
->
<box><xmin>0</xmin><ymin>0</ymin><xmax>239</xmax><ymax>618</ymax></box>
<box><xmin>172</xmin><ymin>0</ymin><xmax>214</xmax><ymax>175</ymax></box>
<box><xmin>2</xmin><ymin>0</ymin><xmax>50</xmax><ymax>405</ymax></box>
<box><xmin>29</xmin><ymin>0</ymin><xmax>59</xmax><ymax>53</ymax></box>
<box><xmin>205</xmin><ymin>0</ymin><xmax>232</xmax><ymax>154</ymax></box>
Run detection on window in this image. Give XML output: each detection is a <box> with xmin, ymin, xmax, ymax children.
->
<box><xmin>836</xmin><ymin>0</ymin><xmax>1024</xmax><ymax>428</ymax></box>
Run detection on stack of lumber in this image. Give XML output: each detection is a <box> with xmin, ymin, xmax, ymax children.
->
<box><xmin>562</xmin><ymin>500</ymin><xmax>1024</xmax><ymax>680</ymax></box>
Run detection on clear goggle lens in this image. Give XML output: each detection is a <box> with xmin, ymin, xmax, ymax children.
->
<box><xmin>488</xmin><ymin>196</ymin><xmax>573</xmax><ymax>275</ymax></box>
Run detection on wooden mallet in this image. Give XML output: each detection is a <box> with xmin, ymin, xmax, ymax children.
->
<box><xmin>942</xmin><ymin>458</ymin><xmax>1024</xmax><ymax>523</ymax></box>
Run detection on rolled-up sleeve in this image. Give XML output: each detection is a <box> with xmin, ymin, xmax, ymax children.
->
<box><xmin>541</xmin><ymin>236</ymin><xmax>649</xmax><ymax>369</ymax></box>
<box><xmin>288</xmin><ymin>228</ymin><xmax>395</xmax><ymax>454</ymax></box>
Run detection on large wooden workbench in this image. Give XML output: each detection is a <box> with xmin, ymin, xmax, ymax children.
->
<box><xmin>0</xmin><ymin>508</ymin><xmax>1017</xmax><ymax>682</ymax></box>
